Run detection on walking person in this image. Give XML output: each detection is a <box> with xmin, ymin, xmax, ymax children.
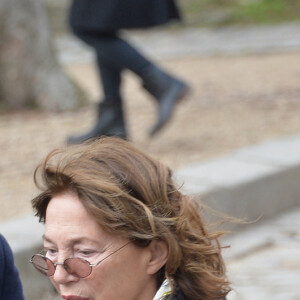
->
<box><xmin>67</xmin><ymin>0</ymin><xmax>191</xmax><ymax>144</ymax></box>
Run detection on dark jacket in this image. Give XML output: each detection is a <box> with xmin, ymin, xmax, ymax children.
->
<box><xmin>0</xmin><ymin>234</ymin><xmax>24</xmax><ymax>300</ymax></box>
<box><xmin>168</xmin><ymin>289</ymin><xmax>227</xmax><ymax>300</ymax></box>
<box><xmin>168</xmin><ymin>290</ymin><xmax>187</xmax><ymax>300</ymax></box>
<box><xmin>69</xmin><ymin>0</ymin><xmax>181</xmax><ymax>32</ymax></box>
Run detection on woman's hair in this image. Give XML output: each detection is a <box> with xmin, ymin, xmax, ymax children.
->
<box><xmin>32</xmin><ymin>137</ymin><xmax>231</xmax><ymax>300</ymax></box>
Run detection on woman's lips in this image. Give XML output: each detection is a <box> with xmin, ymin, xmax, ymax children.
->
<box><xmin>61</xmin><ymin>296</ymin><xmax>89</xmax><ymax>300</ymax></box>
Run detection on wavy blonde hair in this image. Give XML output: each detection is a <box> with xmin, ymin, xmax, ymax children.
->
<box><xmin>32</xmin><ymin>137</ymin><xmax>231</xmax><ymax>300</ymax></box>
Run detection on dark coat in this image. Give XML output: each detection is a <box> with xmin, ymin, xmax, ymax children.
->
<box><xmin>0</xmin><ymin>234</ymin><xmax>24</xmax><ymax>300</ymax></box>
<box><xmin>168</xmin><ymin>289</ymin><xmax>187</xmax><ymax>300</ymax></box>
<box><xmin>69</xmin><ymin>0</ymin><xmax>181</xmax><ymax>32</ymax></box>
<box><xmin>168</xmin><ymin>289</ymin><xmax>227</xmax><ymax>300</ymax></box>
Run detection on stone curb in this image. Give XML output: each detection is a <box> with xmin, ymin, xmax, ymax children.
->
<box><xmin>175</xmin><ymin>133</ymin><xmax>300</xmax><ymax>224</ymax></box>
<box><xmin>2</xmin><ymin>134</ymin><xmax>300</xmax><ymax>298</ymax></box>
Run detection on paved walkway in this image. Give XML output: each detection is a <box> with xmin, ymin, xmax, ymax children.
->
<box><xmin>55</xmin><ymin>22</ymin><xmax>300</xmax><ymax>64</ymax></box>
<box><xmin>225</xmin><ymin>207</ymin><xmax>300</xmax><ymax>300</ymax></box>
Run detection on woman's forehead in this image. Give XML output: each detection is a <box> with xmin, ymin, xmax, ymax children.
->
<box><xmin>46</xmin><ymin>191</ymin><xmax>90</xmax><ymax>220</ymax></box>
<box><xmin>45</xmin><ymin>193</ymin><xmax>110</xmax><ymax>242</ymax></box>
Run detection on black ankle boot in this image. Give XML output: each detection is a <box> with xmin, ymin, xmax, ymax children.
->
<box><xmin>67</xmin><ymin>97</ymin><xmax>127</xmax><ymax>144</ymax></box>
<box><xmin>142</xmin><ymin>65</ymin><xmax>190</xmax><ymax>136</ymax></box>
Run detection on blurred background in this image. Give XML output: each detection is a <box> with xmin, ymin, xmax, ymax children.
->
<box><xmin>1</xmin><ymin>0</ymin><xmax>300</xmax><ymax>299</ymax></box>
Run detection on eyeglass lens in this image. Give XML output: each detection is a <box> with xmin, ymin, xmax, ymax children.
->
<box><xmin>31</xmin><ymin>255</ymin><xmax>92</xmax><ymax>278</ymax></box>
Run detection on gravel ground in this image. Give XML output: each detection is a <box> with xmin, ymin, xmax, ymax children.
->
<box><xmin>1</xmin><ymin>51</ymin><xmax>300</xmax><ymax>221</ymax></box>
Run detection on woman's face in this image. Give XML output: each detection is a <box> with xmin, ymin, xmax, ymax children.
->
<box><xmin>44</xmin><ymin>191</ymin><xmax>158</xmax><ymax>300</ymax></box>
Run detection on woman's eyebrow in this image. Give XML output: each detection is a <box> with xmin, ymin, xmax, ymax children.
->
<box><xmin>43</xmin><ymin>234</ymin><xmax>101</xmax><ymax>246</ymax></box>
<box><xmin>42</xmin><ymin>234</ymin><xmax>53</xmax><ymax>243</ymax></box>
<box><xmin>72</xmin><ymin>237</ymin><xmax>96</xmax><ymax>245</ymax></box>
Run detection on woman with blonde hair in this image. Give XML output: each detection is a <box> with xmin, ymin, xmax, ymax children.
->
<box><xmin>30</xmin><ymin>137</ymin><xmax>230</xmax><ymax>300</ymax></box>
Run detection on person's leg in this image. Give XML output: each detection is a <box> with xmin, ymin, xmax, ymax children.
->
<box><xmin>70</xmin><ymin>29</ymin><xmax>190</xmax><ymax>140</ymax></box>
<box><xmin>74</xmin><ymin>30</ymin><xmax>151</xmax><ymax>78</ymax></box>
<box><xmin>92</xmin><ymin>33</ymin><xmax>191</xmax><ymax>136</ymax></box>
<box><xmin>67</xmin><ymin>31</ymin><xmax>127</xmax><ymax>144</ymax></box>
<box><xmin>97</xmin><ymin>60</ymin><xmax>121</xmax><ymax>99</ymax></box>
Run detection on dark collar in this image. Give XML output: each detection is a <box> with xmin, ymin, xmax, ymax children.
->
<box><xmin>167</xmin><ymin>290</ymin><xmax>227</xmax><ymax>300</ymax></box>
<box><xmin>167</xmin><ymin>289</ymin><xmax>187</xmax><ymax>300</ymax></box>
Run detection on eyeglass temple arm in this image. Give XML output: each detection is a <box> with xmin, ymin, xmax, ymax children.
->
<box><xmin>91</xmin><ymin>241</ymin><xmax>131</xmax><ymax>267</ymax></box>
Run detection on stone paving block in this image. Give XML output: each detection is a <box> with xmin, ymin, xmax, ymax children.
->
<box><xmin>173</xmin><ymin>174</ymin><xmax>214</xmax><ymax>195</ymax></box>
<box><xmin>200</xmin><ymin>165</ymin><xmax>300</xmax><ymax>223</ymax></box>
<box><xmin>176</xmin><ymin>134</ymin><xmax>300</xmax><ymax>225</ymax></box>
<box><xmin>235</xmin><ymin>134</ymin><xmax>300</xmax><ymax>167</ymax></box>
<box><xmin>175</xmin><ymin>157</ymin><xmax>278</xmax><ymax>188</ymax></box>
<box><xmin>176</xmin><ymin>180</ymin><xmax>213</xmax><ymax>196</ymax></box>
<box><xmin>225</xmin><ymin>207</ymin><xmax>300</xmax><ymax>300</ymax></box>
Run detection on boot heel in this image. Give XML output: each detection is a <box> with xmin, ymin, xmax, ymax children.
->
<box><xmin>149</xmin><ymin>81</ymin><xmax>191</xmax><ymax>136</ymax></box>
<box><xmin>142</xmin><ymin>65</ymin><xmax>191</xmax><ymax>136</ymax></box>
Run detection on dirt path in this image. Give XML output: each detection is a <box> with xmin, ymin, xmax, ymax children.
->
<box><xmin>1</xmin><ymin>52</ymin><xmax>300</xmax><ymax>221</ymax></box>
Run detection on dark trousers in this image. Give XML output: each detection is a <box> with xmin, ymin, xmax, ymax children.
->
<box><xmin>73</xmin><ymin>30</ymin><xmax>153</xmax><ymax>99</ymax></box>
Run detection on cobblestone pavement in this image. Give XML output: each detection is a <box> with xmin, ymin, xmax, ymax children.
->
<box><xmin>225</xmin><ymin>207</ymin><xmax>300</xmax><ymax>300</ymax></box>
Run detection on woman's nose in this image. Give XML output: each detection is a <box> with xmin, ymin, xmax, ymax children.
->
<box><xmin>52</xmin><ymin>263</ymin><xmax>79</xmax><ymax>284</ymax></box>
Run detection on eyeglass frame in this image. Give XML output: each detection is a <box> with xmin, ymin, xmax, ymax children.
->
<box><xmin>30</xmin><ymin>241</ymin><xmax>131</xmax><ymax>278</ymax></box>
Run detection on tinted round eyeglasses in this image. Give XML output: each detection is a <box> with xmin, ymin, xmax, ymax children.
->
<box><xmin>30</xmin><ymin>241</ymin><xmax>130</xmax><ymax>278</ymax></box>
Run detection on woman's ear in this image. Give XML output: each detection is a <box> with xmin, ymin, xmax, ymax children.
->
<box><xmin>146</xmin><ymin>240</ymin><xmax>169</xmax><ymax>275</ymax></box>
